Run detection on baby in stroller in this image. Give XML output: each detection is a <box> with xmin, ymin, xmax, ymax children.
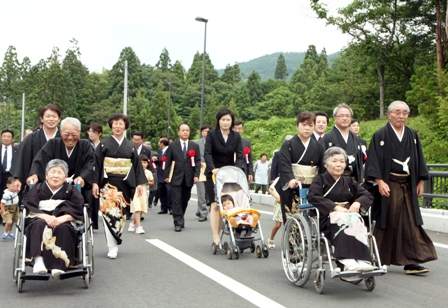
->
<box><xmin>221</xmin><ymin>194</ymin><xmax>259</xmax><ymax>228</ymax></box>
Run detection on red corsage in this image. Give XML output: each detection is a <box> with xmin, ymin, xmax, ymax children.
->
<box><xmin>244</xmin><ymin>147</ymin><xmax>250</xmax><ymax>164</ymax></box>
<box><xmin>188</xmin><ymin>150</ymin><xmax>196</xmax><ymax>167</ymax></box>
<box><xmin>150</xmin><ymin>159</ymin><xmax>156</xmax><ymax>169</ymax></box>
<box><xmin>161</xmin><ymin>156</ymin><xmax>167</xmax><ymax>170</ymax></box>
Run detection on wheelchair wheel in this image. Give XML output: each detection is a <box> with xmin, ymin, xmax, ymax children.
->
<box><xmin>13</xmin><ymin>241</ymin><xmax>21</xmax><ymax>281</ymax></box>
<box><xmin>365</xmin><ymin>276</ymin><xmax>375</xmax><ymax>291</ymax></box>
<box><xmin>83</xmin><ymin>269</ymin><xmax>90</xmax><ymax>288</ymax></box>
<box><xmin>17</xmin><ymin>271</ymin><xmax>23</xmax><ymax>293</ymax></box>
<box><xmin>281</xmin><ymin>214</ymin><xmax>312</xmax><ymax>287</ymax></box>
<box><xmin>314</xmin><ymin>271</ymin><xmax>325</xmax><ymax>294</ymax></box>
<box><xmin>86</xmin><ymin>228</ymin><xmax>94</xmax><ymax>277</ymax></box>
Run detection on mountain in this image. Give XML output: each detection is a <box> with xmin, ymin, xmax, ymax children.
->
<box><xmin>217</xmin><ymin>51</ymin><xmax>340</xmax><ymax>81</ymax></box>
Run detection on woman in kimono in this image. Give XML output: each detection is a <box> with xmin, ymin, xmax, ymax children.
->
<box><xmin>307</xmin><ymin>147</ymin><xmax>374</xmax><ymax>272</ymax></box>
<box><xmin>92</xmin><ymin>114</ymin><xmax>147</xmax><ymax>259</ymax></box>
<box><xmin>276</xmin><ymin>111</ymin><xmax>325</xmax><ymax>222</ymax></box>
<box><xmin>23</xmin><ymin>159</ymin><xmax>84</xmax><ymax>282</ymax></box>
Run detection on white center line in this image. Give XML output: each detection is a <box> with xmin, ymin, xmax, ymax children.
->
<box><xmin>147</xmin><ymin>239</ymin><xmax>285</xmax><ymax>308</ymax></box>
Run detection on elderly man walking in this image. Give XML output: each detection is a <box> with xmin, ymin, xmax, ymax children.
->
<box><xmin>365</xmin><ymin>100</ymin><xmax>437</xmax><ymax>275</ymax></box>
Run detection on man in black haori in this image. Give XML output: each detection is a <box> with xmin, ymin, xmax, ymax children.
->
<box><xmin>365</xmin><ymin>100</ymin><xmax>437</xmax><ymax>275</ymax></box>
<box><xmin>27</xmin><ymin>117</ymin><xmax>96</xmax><ymax>228</ymax></box>
<box><xmin>321</xmin><ymin>104</ymin><xmax>364</xmax><ymax>183</ymax></box>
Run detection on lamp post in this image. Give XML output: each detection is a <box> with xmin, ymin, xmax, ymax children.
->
<box><xmin>195</xmin><ymin>16</ymin><xmax>208</xmax><ymax>130</ymax></box>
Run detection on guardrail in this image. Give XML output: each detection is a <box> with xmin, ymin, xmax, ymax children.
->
<box><xmin>422</xmin><ymin>164</ymin><xmax>448</xmax><ymax>208</ymax></box>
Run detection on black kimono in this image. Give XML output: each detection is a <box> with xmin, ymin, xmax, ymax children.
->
<box><xmin>94</xmin><ymin>136</ymin><xmax>147</xmax><ymax>245</ymax></box>
<box><xmin>276</xmin><ymin>135</ymin><xmax>325</xmax><ymax>223</ymax></box>
<box><xmin>29</xmin><ymin>138</ymin><xmax>97</xmax><ymax>227</ymax></box>
<box><xmin>23</xmin><ymin>182</ymin><xmax>84</xmax><ymax>271</ymax></box>
<box><xmin>365</xmin><ymin>123</ymin><xmax>437</xmax><ymax>265</ymax></box>
<box><xmin>321</xmin><ymin>127</ymin><xmax>364</xmax><ymax>182</ymax></box>
<box><xmin>307</xmin><ymin>172</ymin><xmax>373</xmax><ymax>261</ymax></box>
<box><xmin>11</xmin><ymin>128</ymin><xmax>61</xmax><ymax>190</ymax></box>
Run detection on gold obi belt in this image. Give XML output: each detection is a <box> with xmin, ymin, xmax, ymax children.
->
<box><xmin>291</xmin><ymin>164</ymin><xmax>317</xmax><ymax>185</ymax></box>
<box><xmin>104</xmin><ymin>157</ymin><xmax>132</xmax><ymax>177</ymax></box>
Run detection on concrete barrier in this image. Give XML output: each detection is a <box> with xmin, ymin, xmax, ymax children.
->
<box><xmin>192</xmin><ymin>185</ymin><xmax>448</xmax><ymax>233</ymax></box>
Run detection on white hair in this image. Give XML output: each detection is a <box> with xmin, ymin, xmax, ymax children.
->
<box><xmin>388</xmin><ymin>101</ymin><xmax>410</xmax><ymax>113</ymax></box>
<box><xmin>61</xmin><ymin>117</ymin><xmax>81</xmax><ymax>131</ymax></box>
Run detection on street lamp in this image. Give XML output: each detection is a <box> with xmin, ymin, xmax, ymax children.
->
<box><xmin>195</xmin><ymin>16</ymin><xmax>208</xmax><ymax>130</ymax></box>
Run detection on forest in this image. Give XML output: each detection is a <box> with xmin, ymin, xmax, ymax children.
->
<box><xmin>1</xmin><ymin>1</ymin><xmax>448</xmax><ymax>163</ymax></box>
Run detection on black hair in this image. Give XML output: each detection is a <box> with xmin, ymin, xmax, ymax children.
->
<box><xmin>315</xmin><ymin>111</ymin><xmax>329</xmax><ymax>123</ymax></box>
<box><xmin>215</xmin><ymin>108</ymin><xmax>235</xmax><ymax>130</ymax></box>
<box><xmin>221</xmin><ymin>194</ymin><xmax>234</xmax><ymax>204</ymax></box>
<box><xmin>132</xmin><ymin>131</ymin><xmax>144</xmax><ymax>138</ymax></box>
<box><xmin>1</xmin><ymin>129</ymin><xmax>14</xmax><ymax>138</ymax></box>
<box><xmin>200</xmin><ymin>124</ymin><xmax>212</xmax><ymax>132</ymax></box>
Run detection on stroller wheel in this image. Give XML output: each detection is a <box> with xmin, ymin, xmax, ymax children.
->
<box><xmin>256</xmin><ymin>245</ymin><xmax>262</xmax><ymax>258</ymax></box>
<box><xmin>211</xmin><ymin>242</ymin><xmax>218</xmax><ymax>255</ymax></box>
<box><xmin>223</xmin><ymin>241</ymin><xmax>229</xmax><ymax>251</ymax></box>
<box><xmin>233</xmin><ymin>247</ymin><xmax>239</xmax><ymax>260</ymax></box>
<box><xmin>262</xmin><ymin>245</ymin><xmax>269</xmax><ymax>258</ymax></box>
<box><xmin>227</xmin><ymin>245</ymin><xmax>234</xmax><ymax>260</ymax></box>
<box><xmin>250</xmin><ymin>242</ymin><xmax>255</xmax><ymax>253</ymax></box>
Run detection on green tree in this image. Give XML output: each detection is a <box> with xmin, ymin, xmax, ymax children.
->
<box><xmin>107</xmin><ymin>47</ymin><xmax>144</xmax><ymax>111</ymax></box>
<box><xmin>274</xmin><ymin>53</ymin><xmax>288</xmax><ymax>80</ymax></box>
<box><xmin>129</xmin><ymin>88</ymin><xmax>152</xmax><ymax>136</ymax></box>
<box><xmin>147</xmin><ymin>82</ymin><xmax>169</xmax><ymax>144</ymax></box>
<box><xmin>246</xmin><ymin>71</ymin><xmax>263</xmax><ymax>104</ymax></box>
<box><xmin>155</xmin><ymin>48</ymin><xmax>172</xmax><ymax>72</ymax></box>
<box><xmin>186</xmin><ymin>52</ymin><xmax>219</xmax><ymax>85</ymax></box>
<box><xmin>172</xmin><ymin>60</ymin><xmax>186</xmax><ymax>82</ymax></box>
<box><xmin>189</xmin><ymin>102</ymin><xmax>200</xmax><ymax>138</ymax></box>
<box><xmin>220</xmin><ymin>62</ymin><xmax>242</xmax><ymax>85</ymax></box>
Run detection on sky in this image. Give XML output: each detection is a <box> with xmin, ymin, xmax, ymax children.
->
<box><xmin>0</xmin><ymin>0</ymin><xmax>353</xmax><ymax>73</ymax></box>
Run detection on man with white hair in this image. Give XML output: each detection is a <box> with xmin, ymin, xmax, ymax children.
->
<box><xmin>26</xmin><ymin>117</ymin><xmax>97</xmax><ymax>228</ymax></box>
<box><xmin>365</xmin><ymin>100</ymin><xmax>437</xmax><ymax>275</ymax></box>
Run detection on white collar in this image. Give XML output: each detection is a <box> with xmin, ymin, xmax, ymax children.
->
<box><xmin>43</xmin><ymin>127</ymin><xmax>58</xmax><ymax>141</ymax></box>
<box><xmin>112</xmin><ymin>135</ymin><xmax>124</xmax><ymax>146</ymax></box>
<box><xmin>389</xmin><ymin>122</ymin><xmax>405</xmax><ymax>142</ymax></box>
<box><xmin>66</xmin><ymin>144</ymin><xmax>76</xmax><ymax>158</ymax></box>
<box><xmin>313</xmin><ymin>131</ymin><xmax>324</xmax><ymax>139</ymax></box>
<box><xmin>334</xmin><ymin>126</ymin><xmax>349</xmax><ymax>143</ymax></box>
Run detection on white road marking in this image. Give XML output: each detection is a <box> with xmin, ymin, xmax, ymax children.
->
<box><xmin>147</xmin><ymin>239</ymin><xmax>285</xmax><ymax>308</ymax></box>
<box><xmin>190</xmin><ymin>198</ymin><xmax>448</xmax><ymax>249</ymax></box>
<box><xmin>434</xmin><ymin>242</ymin><xmax>448</xmax><ymax>249</ymax></box>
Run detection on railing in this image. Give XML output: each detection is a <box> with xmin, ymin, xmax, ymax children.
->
<box><xmin>422</xmin><ymin>164</ymin><xmax>448</xmax><ymax>208</ymax></box>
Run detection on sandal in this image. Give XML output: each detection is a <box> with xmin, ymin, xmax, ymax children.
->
<box><xmin>268</xmin><ymin>238</ymin><xmax>275</xmax><ymax>249</ymax></box>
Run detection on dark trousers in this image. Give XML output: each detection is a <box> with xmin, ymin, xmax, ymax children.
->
<box><xmin>255</xmin><ymin>184</ymin><xmax>267</xmax><ymax>194</ymax></box>
<box><xmin>148</xmin><ymin>189</ymin><xmax>158</xmax><ymax>205</ymax></box>
<box><xmin>158</xmin><ymin>182</ymin><xmax>172</xmax><ymax>212</ymax></box>
<box><xmin>171</xmin><ymin>178</ymin><xmax>192</xmax><ymax>227</ymax></box>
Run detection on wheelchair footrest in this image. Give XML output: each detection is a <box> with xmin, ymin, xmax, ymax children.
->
<box><xmin>330</xmin><ymin>266</ymin><xmax>387</xmax><ymax>279</ymax></box>
<box><xmin>22</xmin><ymin>273</ymin><xmax>51</xmax><ymax>281</ymax></box>
<box><xmin>60</xmin><ymin>269</ymin><xmax>86</xmax><ymax>280</ymax></box>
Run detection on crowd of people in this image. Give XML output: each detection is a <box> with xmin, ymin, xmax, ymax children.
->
<box><xmin>0</xmin><ymin>101</ymin><xmax>438</xmax><ymax>283</ymax></box>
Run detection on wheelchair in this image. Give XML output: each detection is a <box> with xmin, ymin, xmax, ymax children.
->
<box><xmin>281</xmin><ymin>188</ymin><xmax>387</xmax><ymax>294</ymax></box>
<box><xmin>12</xmin><ymin>183</ymin><xmax>94</xmax><ymax>292</ymax></box>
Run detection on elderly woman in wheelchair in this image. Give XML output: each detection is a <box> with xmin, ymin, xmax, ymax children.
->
<box><xmin>22</xmin><ymin>159</ymin><xmax>84</xmax><ymax>282</ymax></box>
<box><xmin>282</xmin><ymin>147</ymin><xmax>386</xmax><ymax>293</ymax></box>
<box><xmin>307</xmin><ymin>147</ymin><xmax>374</xmax><ymax>272</ymax></box>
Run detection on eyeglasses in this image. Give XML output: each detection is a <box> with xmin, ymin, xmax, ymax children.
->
<box><xmin>335</xmin><ymin>114</ymin><xmax>351</xmax><ymax>118</ymax></box>
<box><xmin>62</xmin><ymin>132</ymin><xmax>79</xmax><ymax>137</ymax></box>
<box><xmin>391</xmin><ymin>111</ymin><xmax>409</xmax><ymax>117</ymax></box>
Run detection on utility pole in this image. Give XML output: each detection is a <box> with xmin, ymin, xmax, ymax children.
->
<box><xmin>167</xmin><ymin>75</ymin><xmax>172</xmax><ymax>137</ymax></box>
<box><xmin>123</xmin><ymin>60</ymin><xmax>128</xmax><ymax>137</ymax></box>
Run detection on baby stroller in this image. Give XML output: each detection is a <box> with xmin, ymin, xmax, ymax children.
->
<box><xmin>211</xmin><ymin>166</ymin><xmax>269</xmax><ymax>259</ymax></box>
